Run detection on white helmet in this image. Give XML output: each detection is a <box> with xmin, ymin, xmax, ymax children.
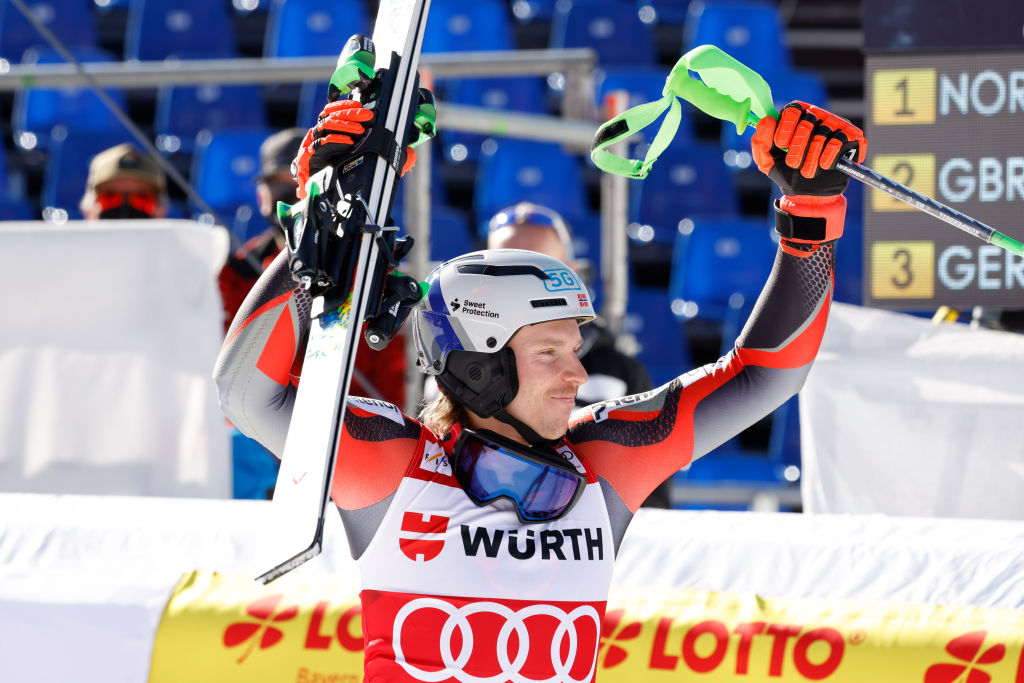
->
<box><xmin>412</xmin><ymin>249</ymin><xmax>595</xmax><ymax>434</ymax></box>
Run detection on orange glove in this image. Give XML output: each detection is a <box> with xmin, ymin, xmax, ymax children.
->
<box><xmin>752</xmin><ymin>101</ymin><xmax>867</xmax><ymax>253</ymax></box>
<box><xmin>293</xmin><ymin>100</ymin><xmax>421</xmax><ymax>200</ymax></box>
<box><xmin>293</xmin><ymin>99</ymin><xmax>374</xmax><ymax>199</ymax></box>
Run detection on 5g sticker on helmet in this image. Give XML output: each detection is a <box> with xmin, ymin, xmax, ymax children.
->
<box><xmin>543</xmin><ymin>269</ymin><xmax>582</xmax><ymax>292</ymax></box>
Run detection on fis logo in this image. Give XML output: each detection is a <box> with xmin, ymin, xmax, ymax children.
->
<box><xmin>419</xmin><ymin>440</ymin><xmax>452</xmax><ymax>476</ymax></box>
<box><xmin>399</xmin><ymin>511</ymin><xmax>449</xmax><ymax>562</ymax></box>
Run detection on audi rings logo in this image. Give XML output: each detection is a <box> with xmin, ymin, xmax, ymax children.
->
<box><xmin>393</xmin><ymin>598</ymin><xmax>601</xmax><ymax>683</ymax></box>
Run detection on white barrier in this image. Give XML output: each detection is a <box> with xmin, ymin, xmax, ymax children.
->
<box><xmin>1</xmin><ymin>493</ymin><xmax>1022</xmax><ymax>682</ymax></box>
<box><xmin>801</xmin><ymin>303</ymin><xmax>1024</xmax><ymax>518</ymax></box>
<box><xmin>0</xmin><ymin>220</ymin><xmax>232</xmax><ymax>498</ymax></box>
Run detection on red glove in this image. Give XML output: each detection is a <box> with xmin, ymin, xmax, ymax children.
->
<box><xmin>294</xmin><ymin>99</ymin><xmax>375</xmax><ymax>199</ymax></box>
<box><xmin>752</xmin><ymin>101</ymin><xmax>866</xmax><ymax>254</ymax></box>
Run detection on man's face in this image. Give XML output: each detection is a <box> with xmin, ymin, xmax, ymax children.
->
<box><xmin>257</xmin><ymin>171</ymin><xmax>299</xmax><ymax>221</ymax></box>
<box><xmin>503</xmin><ymin>318</ymin><xmax>588</xmax><ymax>441</ymax></box>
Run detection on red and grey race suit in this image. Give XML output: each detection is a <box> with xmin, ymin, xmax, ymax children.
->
<box><xmin>213</xmin><ymin>238</ymin><xmax>836</xmax><ymax>683</ymax></box>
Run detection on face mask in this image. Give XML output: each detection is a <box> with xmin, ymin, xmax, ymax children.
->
<box><xmin>95</xmin><ymin>189</ymin><xmax>159</xmax><ymax>219</ymax></box>
<box><xmin>99</xmin><ymin>204</ymin><xmax>156</xmax><ymax>220</ymax></box>
<box><xmin>453</xmin><ymin>428</ymin><xmax>586</xmax><ymax>523</ymax></box>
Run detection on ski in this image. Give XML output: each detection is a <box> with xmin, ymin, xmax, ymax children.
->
<box><xmin>256</xmin><ymin>0</ymin><xmax>432</xmax><ymax>584</ymax></box>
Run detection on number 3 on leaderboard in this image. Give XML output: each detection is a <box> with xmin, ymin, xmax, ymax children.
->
<box><xmin>870</xmin><ymin>241</ymin><xmax>935</xmax><ymax>299</ymax></box>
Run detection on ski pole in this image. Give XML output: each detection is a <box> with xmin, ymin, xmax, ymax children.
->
<box><xmin>591</xmin><ymin>44</ymin><xmax>1024</xmax><ymax>258</ymax></box>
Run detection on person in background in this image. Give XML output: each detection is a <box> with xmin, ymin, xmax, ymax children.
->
<box><xmin>486</xmin><ymin>201</ymin><xmax>672</xmax><ymax>508</ymax></box>
<box><xmin>80</xmin><ymin>143</ymin><xmax>168</xmax><ymax>220</ymax></box>
<box><xmin>217</xmin><ymin>127</ymin><xmax>407</xmax><ymax>408</ymax></box>
<box><xmin>217</xmin><ymin>127</ymin><xmax>304</xmax><ymax>331</ymax></box>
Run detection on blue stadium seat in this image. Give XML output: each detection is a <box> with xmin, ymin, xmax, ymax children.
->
<box><xmin>0</xmin><ymin>0</ymin><xmax>97</xmax><ymax>61</ymax></box>
<box><xmin>566</xmin><ymin>212</ymin><xmax>601</xmax><ymax>276</ymax></box>
<box><xmin>474</xmin><ymin>139</ymin><xmax>588</xmax><ymax>227</ymax></box>
<box><xmin>438</xmin><ymin>76</ymin><xmax>548</xmax><ymax>164</ymax></box>
<box><xmin>721</xmin><ymin>68</ymin><xmax>829</xmax><ymax>171</ymax></box>
<box><xmin>550</xmin><ymin>1</ymin><xmax>656</xmax><ymax>67</ymax></box>
<box><xmin>631</xmin><ymin>142</ymin><xmax>740</xmax><ymax>245</ymax></box>
<box><xmin>12</xmin><ymin>47</ymin><xmax>126</xmax><ymax>153</ymax></box>
<box><xmin>767</xmin><ymin>395</ymin><xmax>801</xmax><ymax>470</ymax></box>
<box><xmin>683</xmin><ymin>0</ymin><xmax>790</xmax><ymax>74</ymax></box>
<box><xmin>231</xmin><ymin>429</ymin><xmax>279</xmax><ymax>500</ymax></box>
<box><xmin>0</xmin><ymin>142</ymin><xmax>8</xmax><ymax>195</ymax></box>
<box><xmin>0</xmin><ymin>197</ymin><xmax>35</xmax><ymax>221</ymax></box>
<box><xmin>669</xmin><ymin>218</ymin><xmax>777</xmax><ymax>323</ymax></box>
<box><xmin>834</xmin><ymin>179</ymin><xmax>864</xmax><ymax>305</ymax></box>
<box><xmin>510</xmin><ymin>0</ymin><xmax>557</xmax><ymax>22</ymax></box>
<box><xmin>190</xmin><ymin>129</ymin><xmax>269</xmax><ymax>231</ymax></box>
<box><xmin>392</xmin><ymin>151</ymin><xmax>448</xmax><ymax>217</ymax></box>
<box><xmin>426</xmin><ymin>205</ymin><xmax>475</xmax><ymax>263</ymax></box>
<box><xmin>155</xmin><ymin>84</ymin><xmax>267</xmax><ymax>154</ymax></box>
<box><xmin>296</xmin><ymin>80</ymin><xmax>330</xmax><ymax>128</ymax></box>
<box><xmin>636</xmin><ymin>0</ymin><xmax>693</xmax><ymax>26</ymax></box>
<box><xmin>232</xmin><ymin>0</ymin><xmax>272</xmax><ymax>13</ymax></box>
<box><xmin>41</xmin><ymin>129</ymin><xmax>134</xmax><ymax>218</ymax></box>
<box><xmin>264</xmin><ymin>0</ymin><xmax>370</xmax><ymax>57</ymax></box>
<box><xmin>623</xmin><ymin>286</ymin><xmax>691</xmax><ymax>386</ymax></box>
<box><xmin>423</xmin><ymin>0</ymin><xmax>515</xmax><ymax>54</ymax></box>
<box><xmin>677</xmin><ymin>451</ymin><xmax>789</xmax><ymax>484</ymax></box>
<box><xmin>125</xmin><ymin>0</ymin><xmax>236</xmax><ymax>60</ymax></box>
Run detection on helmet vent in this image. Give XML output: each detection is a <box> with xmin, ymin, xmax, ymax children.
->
<box><xmin>458</xmin><ymin>264</ymin><xmax>549</xmax><ymax>279</ymax></box>
<box><xmin>531</xmin><ymin>297</ymin><xmax>567</xmax><ymax>308</ymax></box>
<box><xmin>466</xmin><ymin>363</ymin><xmax>485</xmax><ymax>383</ymax></box>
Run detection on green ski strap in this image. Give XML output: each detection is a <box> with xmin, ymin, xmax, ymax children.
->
<box><xmin>591</xmin><ymin>44</ymin><xmax>780</xmax><ymax>179</ymax></box>
<box><xmin>591</xmin><ymin>94</ymin><xmax>680</xmax><ymax>179</ymax></box>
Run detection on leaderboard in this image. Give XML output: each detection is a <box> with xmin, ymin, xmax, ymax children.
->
<box><xmin>864</xmin><ymin>53</ymin><xmax>1024</xmax><ymax>309</ymax></box>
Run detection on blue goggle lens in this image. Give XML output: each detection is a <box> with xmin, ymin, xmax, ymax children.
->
<box><xmin>456</xmin><ymin>434</ymin><xmax>584</xmax><ymax>522</ymax></box>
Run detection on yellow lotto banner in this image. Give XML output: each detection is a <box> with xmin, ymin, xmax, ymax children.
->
<box><xmin>149</xmin><ymin>571</ymin><xmax>365</xmax><ymax>682</ymax></box>
<box><xmin>600</xmin><ymin>587</ymin><xmax>1024</xmax><ymax>682</ymax></box>
<box><xmin>150</xmin><ymin>572</ymin><xmax>1024</xmax><ymax>682</ymax></box>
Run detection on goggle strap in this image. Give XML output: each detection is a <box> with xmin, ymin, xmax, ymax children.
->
<box><xmin>590</xmin><ymin>95</ymin><xmax>682</xmax><ymax>180</ymax></box>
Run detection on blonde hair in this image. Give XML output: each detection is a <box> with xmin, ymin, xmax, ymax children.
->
<box><xmin>418</xmin><ymin>390</ymin><xmax>468</xmax><ymax>438</ymax></box>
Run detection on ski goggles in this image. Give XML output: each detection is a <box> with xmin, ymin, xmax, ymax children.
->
<box><xmin>487</xmin><ymin>204</ymin><xmax>576</xmax><ymax>261</ymax></box>
<box><xmin>95</xmin><ymin>189</ymin><xmax>160</xmax><ymax>216</ymax></box>
<box><xmin>453</xmin><ymin>428</ymin><xmax>586</xmax><ymax>523</ymax></box>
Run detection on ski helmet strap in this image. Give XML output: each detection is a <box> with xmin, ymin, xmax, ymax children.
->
<box><xmin>436</xmin><ymin>348</ymin><xmax>556</xmax><ymax>446</ymax></box>
<box><xmin>492</xmin><ymin>409</ymin><xmax>552</xmax><ymax>447</ymax></box>
<box><xmin>437</xmin><ymin>348</ymin><xmax>519</xmax><ymax>419</ymax></box>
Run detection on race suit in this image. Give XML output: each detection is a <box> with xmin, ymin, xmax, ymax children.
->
<box><xmin>213</xmin><ymin>240</ymin><xmax>835</xmax><ymax>683</ymax></box>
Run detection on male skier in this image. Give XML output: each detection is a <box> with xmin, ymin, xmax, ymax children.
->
<box><xmin>214</xmin><ymin>98</ymin><xmax>865</xmax><ymax>681</ymax></box>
